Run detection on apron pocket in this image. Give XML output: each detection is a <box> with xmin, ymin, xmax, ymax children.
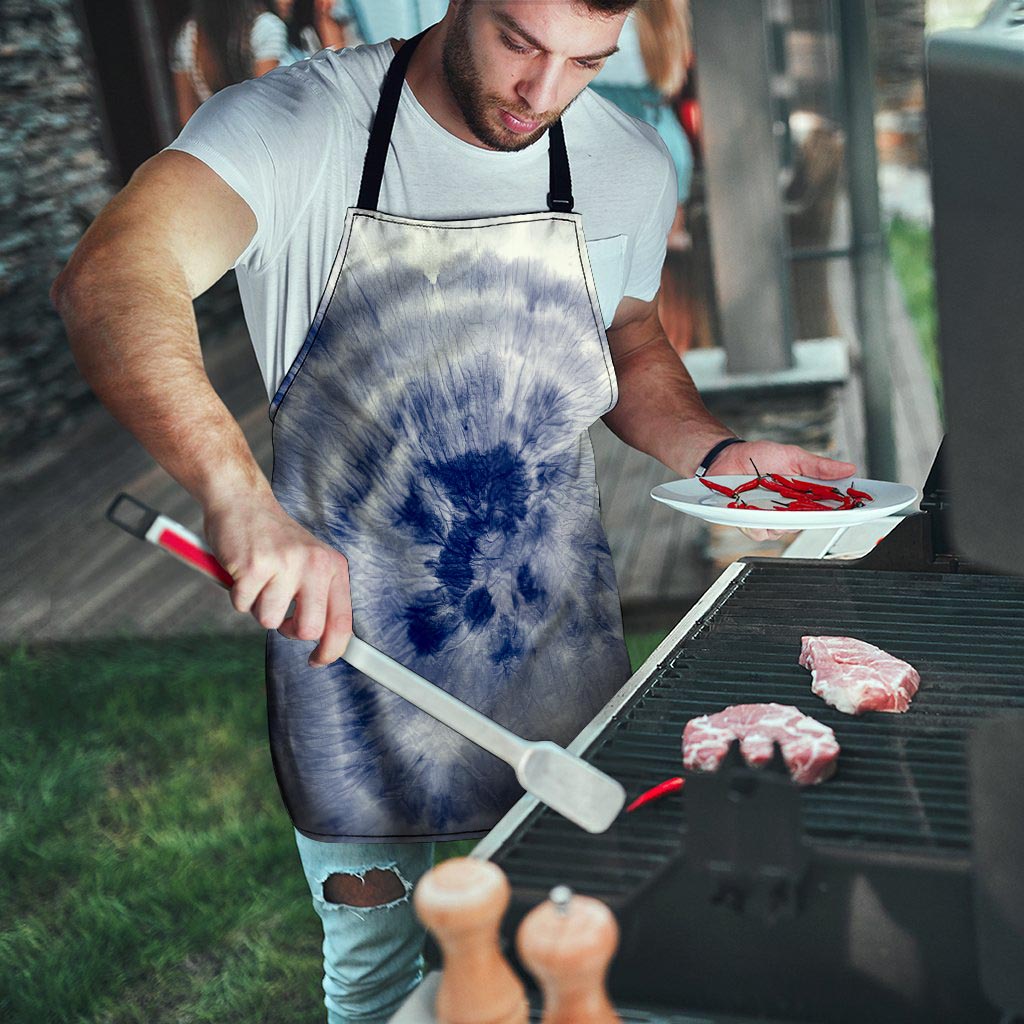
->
<box><xmin>585</xmin><ymin>234</ymin><xmax>628</xmax><ymax>328</ymax></box>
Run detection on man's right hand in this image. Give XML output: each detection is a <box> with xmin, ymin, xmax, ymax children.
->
<box><xmin>203</xmin><ymin>493</ymin><xmax>352</xmax><ymax>667</ymax></box>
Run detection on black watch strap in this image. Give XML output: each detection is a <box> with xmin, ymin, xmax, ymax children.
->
<box><xmin>695</xmin><ymin>437</ymin><xmax>745</xmax><ymax>478</ymax></box>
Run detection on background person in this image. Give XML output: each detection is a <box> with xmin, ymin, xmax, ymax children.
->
<box><xmin>171</xmin><ymin>0</ymin><xmax>289</xmax><ymax>127</ymax></box>
<box><xmin>277</xmin><ymin>0</ymin><xmax>351</xmax><ymax>62</ymax></box>
<box><xmin>591</xmin><ymin>0</ymin><xmax>693</xmax><ymax>215</ymax></box>
<box><xmin>592</xmin><ymin>0</ymin><xmax>693</xmax><ymax>347</ymax></box>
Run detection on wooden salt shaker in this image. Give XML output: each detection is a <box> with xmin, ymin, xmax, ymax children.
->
<box><xmin>516</xmin><ymin>885</ymin><xmax>621</xmax><ymax>1024</ymax></box>
<box><xmin>413</xmin><ymin>857</ymin><xmax>528</xmax><ymax>1024</ymax></box>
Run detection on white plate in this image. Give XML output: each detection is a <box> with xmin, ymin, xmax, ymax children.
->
<box><xmin>650</xmin><ymin>476</ymin><xmax>920</xmax><ymax>530</ymax></box>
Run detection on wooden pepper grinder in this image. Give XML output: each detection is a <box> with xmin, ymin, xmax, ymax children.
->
<box><xmin>413</xmin><ymin>857</ymin><xmax>528</xmax><ymax>1024</ymax></box>
<box><xmin>516</xmin><ymin>885</ymin><xmax>621</xmax><ymax>1024</ymax></box>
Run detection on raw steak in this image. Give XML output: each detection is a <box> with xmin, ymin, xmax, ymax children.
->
<box><xmin>682</xmin><ymin>703</ymin><xmax>840</xmax><ymax>785</ymax></box>
<box><xmin>799</xmin><ymin>636</ymin><xmax>920</xmax><ymax>716</ymax></box>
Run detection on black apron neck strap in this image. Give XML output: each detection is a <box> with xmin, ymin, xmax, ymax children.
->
<box><xmin>357</xmin><ymin>30</ymin><xmax>574</xmax><ymax>215</ymax></box>
<box><xmin>357</xmin><ymin>30</ymin><xmax>427</xmax><ymax>212</ymax></box>
<box><xmin>545</xmin><ymin>119</ymin><xmax>573</xmax><ymax>213</ymax></box>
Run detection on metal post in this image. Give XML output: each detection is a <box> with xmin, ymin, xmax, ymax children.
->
<box><xmin>690</xmin><ymin>0</ymin><xmax>794</xmax><ymax>374</ymax></box>
<box><xmin>837</xmin><ymin>1</ymin><xmax>899</xmax><ymax>480</ymax></box>
<box><xmin>131</xmin><ymin>0</ymin><xmax>179</xmax><ymax>149</ymax></box>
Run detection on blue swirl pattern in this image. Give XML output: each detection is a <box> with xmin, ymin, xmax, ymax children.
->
<box><xmin>267</xmin><ymin>213</ymin><xmax>630</xmax><ymax>841</ymax></box>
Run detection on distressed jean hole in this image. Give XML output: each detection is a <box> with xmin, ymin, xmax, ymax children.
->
<box><xmin>323</xmin><ymin>869</ymin><xmax>407</xmax><ymax>908</ymax></box>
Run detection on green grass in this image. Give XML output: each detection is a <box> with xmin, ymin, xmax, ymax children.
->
<box><xmin>887</xmin><ymin>216</ymin><xmax>942</xmax><ymax>407</ymax></box>
<box><xmin>625</xmin><ymin>631</ymin><xmax>670</xmax><ymax>674</ymax></box>
<box><xmin>1</xmin><ymin>636</ymin><xmax>321</xmax><ymax>1023</ymax></box>
<box><xmin>1</xmin><ymin>629</ymin><xmax>667</xmax><ymax>1022</ymax></box>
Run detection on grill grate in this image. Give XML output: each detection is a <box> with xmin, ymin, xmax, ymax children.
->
<box><xmin>493</xmin><ymin>563</ymin><xmax>1024</xmax><ymax>902</ymax></box>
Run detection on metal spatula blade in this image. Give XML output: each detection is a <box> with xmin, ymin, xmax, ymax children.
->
<box><xmin>517</xmin><ymin>741</ymin><xmax>626</xmax><ymax>834</ymax></box>
<box><xmin>107</xmin><ymin>493</ymin><xmax>627</xmax><ymax>834</ymax></box>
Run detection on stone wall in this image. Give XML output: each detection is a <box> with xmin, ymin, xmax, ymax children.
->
<box><xmin>0</xmin><ymin>0</ymin><xmax>115</xmax><ymax>461</ymax></box>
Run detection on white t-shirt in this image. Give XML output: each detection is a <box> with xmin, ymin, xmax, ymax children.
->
<box><xmin>167</xmin><ymin>40</ymin><xmax>677</xmax><ymax>400</ymax></box>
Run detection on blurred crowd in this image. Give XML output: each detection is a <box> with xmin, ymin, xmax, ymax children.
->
<box><xmin>171</xmin><ymin>1</ymin><xmax>349</xmax><ymax>126</ymax></box>
<box><xmin>169</xmin><ymin>0</ymin><xmax>695</xmax><ymax>214</ymax></box>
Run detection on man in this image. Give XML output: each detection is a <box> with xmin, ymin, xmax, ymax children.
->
<box><xmin>52</xmin><ymin>1</ymin><xmax>855</xmax><ymax>1019</ymax></box>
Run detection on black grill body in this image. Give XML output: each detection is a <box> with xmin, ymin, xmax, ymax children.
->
<box><xmin>485</xmin><ymin>548</ymin><xmax>1024</xmax><ymax>1023</ymax></box>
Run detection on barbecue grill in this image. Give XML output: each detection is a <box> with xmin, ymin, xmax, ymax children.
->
<box><xmin>471</xmin><ymin>450</ymin><xmax>1024</xmax><ymax>1022</ymax></box>
<box><xmin>463</xmin><ymin>10</ymin><xmax>1024</xmax><ymax>1022</ymax></box>
<box><xmin>394</xmin><ymin>10</ymin><xmax>1024</xmax><ymax>1022</ymax></box>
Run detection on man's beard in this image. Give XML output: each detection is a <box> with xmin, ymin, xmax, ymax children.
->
<box><xmin>441</xmin><ymin>4</ymin><xmax>560</xmax><ymax>151</ymax></box>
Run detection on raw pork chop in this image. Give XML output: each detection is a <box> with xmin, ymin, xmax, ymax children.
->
<box><xmin>682</xmin><ymin>703</ymin><xmax>839</xmax><ymax>786</ymax></box>
<box><xmin>799</xmin><ymin>636</ymin><xmax>920</xmax><ymax>716</ymax></box>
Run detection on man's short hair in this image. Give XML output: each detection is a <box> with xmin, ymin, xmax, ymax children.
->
<box><xmin>580</xmin><ymin>0</ymin><xmax>640</xmax><ymax>13</ymax></box>
<box><xmin>464</xmin><ymin>1</ymin><xmax>640</xmax><ymax>17</ymax></box>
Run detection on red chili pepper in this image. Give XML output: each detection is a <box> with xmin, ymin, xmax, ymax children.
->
<box><xmin>699</xmin><ymin>477</ymin><xmax>737</xmax><ymax>498</ymax></box>
<box><xmin>775</xmin><ymin>498</ymin><xmax>835</xmax><ymax>511</ymax></box>
<box><xmin>847</xmin><ymin>486</ymin><xmax>873</xmax><ymax>501</ymax></box>
<box><xmin>758</xmin><ymin>478</ymin><xmax>801</xmax><ymax>496</ymax></box>
<box><xmin>626</xmin><ymin>776</ymin><xmax>685</xmax><ymax>813</ymax></box>
<box><xmin>768</xmin><ymin>473</ymin><xmax>816</xmax><ymax>494</ymax></box>
<box><xmin>761</xmin><ymin>479</ymin><xmax>824</xmax><ymax>501</ymax></box>
<box><xmin>734</xmin><ymin>478</ymin><xmax>762</xmax><ymax>494</ymax></box>
<box><xmin>772</xmin><ymin>473</ymin><xmax>844</xmax><ymax>498</ymax></box>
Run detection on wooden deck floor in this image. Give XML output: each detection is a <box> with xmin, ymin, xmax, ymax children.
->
<box><xmin>0</xmin><ymin>318</ymin><xmax>703</xmax><ymax>642</ymax></box>
<box><xmin>3</xmin><ymin>247</ymin><xmax>940</xmax><ymax>645</ymax></box>
<box><xmin>2</xmin><ymin>327</ymin><xmax>272</xmax><ymax>643</ymax></box>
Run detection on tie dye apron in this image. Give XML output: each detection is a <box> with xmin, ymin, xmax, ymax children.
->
<box><xmin>266</xmin><ymin>30</ymin><xmax>631</xmax><ymax>842</ymax></box>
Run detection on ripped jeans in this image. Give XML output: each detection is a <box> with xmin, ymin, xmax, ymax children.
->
<box><xmin>294</xmin><ymin>829</ymin><xmax>437</xmax><ymax>1024</ymax></box>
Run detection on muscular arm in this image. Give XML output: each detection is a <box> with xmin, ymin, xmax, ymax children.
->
<box><xmin>603</xmin><ymin>295</ymin><xmax>734</xmax><ymax>477</ymax></box>
<box><xmin>603</xmin><ymin>292</ymin><xmax>856</xmax><ymax>540</ymax></box>
<box><xmin>51</xmin><ymin>150</ymin><xmax>263</xmax><ymax>509</ymax></box>
<box><xmin>51</xmin><ymin>151</ymin><xmax>352</xmax><ymax>663</ymax></box>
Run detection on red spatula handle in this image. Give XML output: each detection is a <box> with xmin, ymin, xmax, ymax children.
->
<box><xmin>106</xmin><ymin>492</ymin><xmax>234</xmax><ymax>589</ymax></box>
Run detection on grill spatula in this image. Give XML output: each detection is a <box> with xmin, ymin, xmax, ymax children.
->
<box><xmin>107</xmin><ymin>493</ymin><xmax>626</xmax><ymax>834</ymax></box>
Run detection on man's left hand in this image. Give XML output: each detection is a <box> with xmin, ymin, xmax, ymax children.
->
<box><xmin>706</xmin><ymin>440</ymin><xmax>857</xmax><ymax>543</ymax></box>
